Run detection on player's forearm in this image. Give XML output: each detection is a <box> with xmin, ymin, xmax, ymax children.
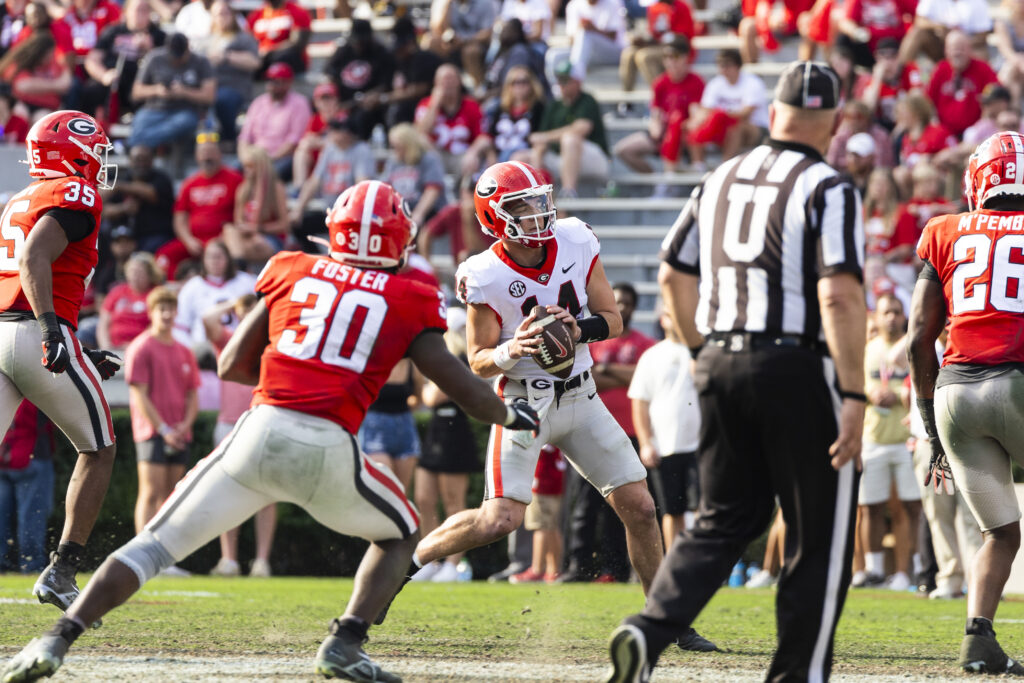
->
<box><xmin>20</xmin><ymin>258</ymin><xmax>56</xmax><ymax>319</ymax></box>
<box><xmin>468</xmin><ymin>346</ymin><xmax>509</xmax><ymax>378</ymax></box>
<box><xmin>907</xmin><ymin>279</ymin><xmax>945</xmax><ymax>399</ymax></box>
<box><xmin>818</xmin><ymin>274</ymin><xmax>867</xmax><ymax>395</ymax></box>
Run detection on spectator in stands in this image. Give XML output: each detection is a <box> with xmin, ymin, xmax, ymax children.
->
<box><xmin>524</xmin><ymin>59</ymin><xmax>608</xmax><ymax>198</ymax></box>
<box><xmin>827</xmin><ymin>43</ymin><xmax>859</xmax><ymax>106</ymax></box>
<box><xmin>60</xmin><ymin>0</ymin><xmax>120</xmax><ymax>61</ymax></box>
<box><xmin>157</xmin><ymin>136</ymin><xmax>242</xmax><ymax>279</ymax></box>
<box><xmin>359</xmin><ymin>356</ymin><xmax>423</xmax><ymax>491</ymax></box>
<box><xmin>126</xmin><ymin>286</ymin><xmax>200</xmax><ymax>577</ymax></box>
<box><xmin>557</xmin><ymin>0</ymin><xmax>627</xmax><ymax>81</ymax></box>
<box><xmin>93</xmin><ymin>224</ymin><xmax>138</xmax><ymax>297</ymax></box>
<box><xmin>231</xmin><ymin>145</ymin><xmax>289</xmax><ymax>262</ymax></box>
<box><xmin>381</xmin><ymin>122</ymin><xmax>446</xmax><ymax>230</ymax></box>
<box><xmin>888</xmin><ymin>164</ymin><xmax>952</xmax><ymax>292</ymax></box>
<box><xmin>686</xmin><ymin>48</ymin><xmax>768</xmax><ymax>169</ymax></box>
<box><xmin>510</xmin><ymin>445</ymin><xmax>566</xmax><ymax>583</ymax></box>
<box><xmin>246</xmin><ymin>0</ymin><xmax>310</xmax><ymax>75</ymax></box>
<box><xmin>853</xmin><ymin>37</ymin><xmax>922</xmax><ymax>131</ymax></box>
<box><xmin>323</xmin><ymin>18</ymin><xmax>394</xmax><ymax>139</ymax></box>
<box><xmin>842</xmin><ymin>132</ymin><xmax>876</xmax><ymax>196</ymax></box>
<box><xmin>199</xmin><ymin>0</ymin><xmax>260</xmax><ymax>144</ymax></box>
<box><xmin>0</xmin><ymin>27</ymin><xmax>69</xmax><ymax>118</ymax></box>
<box><xmin>0</xmin><ymin>0</ymin><xmax>27</xmax><ymax>62</ymax></box>
<box><xmin>292</xmin><ymin>82</ymin><xmax>341</xmax><ymax>189</ymax></box>
<box><xmin>620</xmin><ymin>0</ymin><xmax>694</xmax><ymax>101</ymax></box>
<box><xmin>614</xmin><ymin>38</ymin><xmax>703</xmax><ymax>194</ymax></box>
<box><xmin>415</xmin><ymin>63</ymin><xmax>484</xmax><ymax>176</ymax></box>
<box><xmin>426</xmin><ymin>0</ymin><xmax>496</xmax><ymax>90</ymax></box>
<box><xmin>961</xmin><ymin>84</ymin><xmax>1012</xmax><ymax>148</ymax></box>
<box><xmin>174</xmin><ymin>0</ymin><xmax>215</xmax><ymax>46</ymax></box>
<box><xmin>855</xmin><ymin>293</ymin><xmax>919</xmax><ymax>591</ymax></box>
<box><xmin>97</xmin><ymin>251</ymin><xmax>162</xmax><ymax>351</ymax></box>
<box><xmin>0</xmin><ymin>401</ymin><xmax>55</xmax><ymax>574</ymax></box>
<box><xmin>862</xmin><ymin>168</ymin><xmax>903</xmax><ymax>295</ymax></box>
<box><xmin>740</xmin><ymin>0</ymin><xmax>815</xmax><ymax>64</ymax></box>
<box><xmin>102</xmin><ymin>144</ymin><xmax>175</xmax><ymax>253</ymax></box>
<box><xmin>238</xmin><ymin>61</ymin><xmax>311</xmax><ymax>182</ymax></box>
<box><xmin>17</xmin><ymin>1</ymin><xmax>74</xmax><ymax>75</ymax></box>
<box><xmin>827</xmin><ymin>99</ymin><xmax>895</xmax><ymax>169</ymax></box>
<box><xmin>629</xmin><ymin>306</ymin><xmax>701</xmax><ymax>546</ymax></box>
<box><xmin>81</xmin><ymin>0</ymin><xmax>164</xmax><ymax>124</ymax></box>
<box><xmin>899</xmin><ymin>0</ymin><xmax>993</xmax><ymax>62</ymax></box>
<box><xmin>128</xmin><ymin>32</ymin><xmax>214</xmax><ymax>149</ymax></box>
<box><xmin>926</xmin><ymin>30</ymin><xmax>1000</xmax><ymax>139</ymax></box>
<box><xmin>834</xmin><ymin>0</ymin><xmax>915</xmax><ymax>69</ymax></box>
<box><xmin>994</xmin><ymin>0</ymin><xmax>1024</xmax><ymax>107</ymax></box>
<box><xmin>173</xmin><ymin>239</ymin><xmax>256</xmax><ymax>345</ymax></box>
<box><xmin>0</xmin><ymin>87</ymin><xmax>28</xmax><ymax>141</ymax></box>
<box><xmin>203</xmin><ymin>294</ymin><xmax>277</xmax><ymax>578</ymax></box>
<box><xmin>482</xmin><ymin>18</ymin><xmax>549</xmax><ymax>102</ymax></box>
<box><xmin>892</xmin><ymin>92</ymin><xmax>956</xmax><ymax>195</ymax></box>
<box><xmin>385</xmin><ymin>17</ymin><xmax>443</xmax><ymax>128</ymax></box>
<box><xmin>499</xmin><ymin>0</ymin><xmax>553</xmax><ymax>52</ymax></box>
<box><xmin>291</xmin><ymin>114</ymin><xmax>374</xmax><ymax>248</ymax></box>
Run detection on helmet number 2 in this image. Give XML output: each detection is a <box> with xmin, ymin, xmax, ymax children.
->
<box><xmin>0</xmin><ymin>199</ymin><xmax>31</xmax><ymax>272</ymax></box>
<box><xmin>63</xmin><ymin>181</ymin><xmax>96</xmax><ymax>208</ymax></box>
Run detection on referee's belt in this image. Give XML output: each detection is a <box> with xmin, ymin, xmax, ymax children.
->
<box><xmin>517</xmin><ymin>370</ymin><xmax>591</xmax><ymax>397</ymax></box>
<box><xmin>706</xmin><ymin>332</ymin><xmax>828</xmax><ymax>354</ymax></box>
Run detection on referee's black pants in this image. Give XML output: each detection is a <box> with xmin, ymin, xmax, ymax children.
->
<box><xmin>624</xmin><ymin>343</ymin><xmax>859</xmax><ymax>682</ymax></box>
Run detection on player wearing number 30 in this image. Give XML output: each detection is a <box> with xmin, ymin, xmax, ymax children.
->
<box><xmin>909</xmin><ymin>131</ymin><xmax>1024</xmax><ymax>675</ymax></box>
<box><xmin>410</xmin><ymin>160</ymin><xmax>668</xmax><ymax>604</ymax></box>
<box><xmin>1</xmin><ymin>179</ymin><xmax>539</xmax><ymax>683</ymax></box>
<box><xmin>0</xmin><ymin>110</ymin><xmax>122</xmax><ymax>626</ymax></box>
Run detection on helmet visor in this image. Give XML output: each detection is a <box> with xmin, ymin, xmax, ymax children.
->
<box><xmin>503</xmin><ymin>191</ymin><xmax>555</xmax><ymax>241</ymax></box>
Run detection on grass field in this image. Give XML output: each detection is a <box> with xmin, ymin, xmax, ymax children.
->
<box><xmin>2</xmin><ymin>574</ymin><xmax>1022</xmax><ymax>681</ymax></box>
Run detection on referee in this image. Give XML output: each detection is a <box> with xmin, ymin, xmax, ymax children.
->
<box><xmin>605</xmin><ymin>62</ymin><xmax>867</xmax><ymax>683</ymax></box>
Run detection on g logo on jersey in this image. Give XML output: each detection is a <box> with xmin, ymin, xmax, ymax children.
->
<box><xmin>67</xmin><ymin>118</ymin><xmax>97</xmax><ymax>136</ymax></box>
<box><xmin>538</xmin><ymin>273</ymin><xmax>550</xmax><ymax>283</ymax></box>
<box><xmin>508</xmin><ymin>280</ymin><xmax>526</xmax><ymax>297</ymax></box>
<box><xmin>477</xmin><ymin>177</ymin><xmax>498</xmax><ymax>198</ymax></box>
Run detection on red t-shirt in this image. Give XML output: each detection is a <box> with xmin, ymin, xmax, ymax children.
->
<box><xmin>532</xmin><ymin>444</ymin><xmax>566</xmax><ymax>495</ymax></box>
<box><xmin>254</xmin><ymin>251</ymin><xmax>447</xmax><ymax>433</ymax></box>
<box><xmin>889</xmin><ymin>198</ymin><xmax>955</xmax><ymax>261</ymax></box>
<box><xmin>854</xmin><ymin>62</ymin><xmax>921</xmax><ymax>125</ymax></box>
<box><xmin>125</xmin><ymin>330</ymin><xmax>201</xmax><ymax>442</ymax></box>
<box><xmin>15</xmin><ymin>22</ymin><xmax>74</xmax><ymax>60</ymax></box>
<box><xmin>1</xmin><ymin>113</ymin><xmax>28</xmax><ymax>143</ymax></box>
<box><xmin>926</xmin><ymin>59</ymin><xmax>1000</xmax><ymax>137</ymax></box>
<box><xmin>173</xmin><ymin>167</ymin><xmax>244</xmax><ymax>243</ymax></box>
<box><xmin>60</xmin><ymin>0</ymin><xmax>120</xmax><ymax>56</ymax></box>
<box><xmin>0</xmin><ymin>177</ymin><xmax>102</xmax><ymax>327</ymax></box>
<box><xmin>414</xmin><ymin>96</ymin><xmax>483</xmax><ymax>157</ymax></box>
<box><xmin>652</xmin><ymin>71</ymin><xmax>705</xmax><ymax>123</ymax></box>
<box><xmin>101</xmin><ymin>282</ymin><xmax>151</xmax><ymax>347</ymax></box>
<box><xmin>918</xmin><ymin>210</ymin><xmax>1024</xmax><ymax>366</ymax></box>
<box><xmin>247</xmin><ymin>2</ymin><xmax>310</xmax><ymax>55</ymax></box>
<box><xmin>590</xmin><ymin>329</ymin><xmax>656</xmax><ymax>437</ymax></box>
<box><xmin>900</xmin><ymin>122</ymin><xmax>956</xmax><ymax>168</ymax></box>
<box><xmin>647</xmin><ymin>0</ymin><xmax>695</xmax><ymax>42</ymax></box>
<box><xmin>844</xmin><ymin>0</ymin><xmax>914</xmax><ymax>50</ymax></box>
<box><xmin>305</xmin><ymin>113</ymin><xmax>328</xmax><ymax>168</ymax></box>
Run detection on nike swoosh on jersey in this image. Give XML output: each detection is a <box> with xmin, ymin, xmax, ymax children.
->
<box><xmin>561</xmin><ymin>263</ymin><xmax>576</xmax><ymax>273</ymax></box>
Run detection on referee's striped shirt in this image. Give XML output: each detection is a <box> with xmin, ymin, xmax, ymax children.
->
<box><xmin>660</xmin><ymin>139</ymin><xmax>864</xmax><ymax>340</ymax></box>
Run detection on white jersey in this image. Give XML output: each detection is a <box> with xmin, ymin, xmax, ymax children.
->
<box><xmin>173</xmin><ymin>272</ymin><xmax>257</xmax><ymax>346</ymax></box>
<box><xmin>456</xmin><ymin>217</ymin><xmax>599</xmax><ymax>382</ymax></box>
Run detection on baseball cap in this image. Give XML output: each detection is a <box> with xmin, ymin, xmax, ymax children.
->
<box><xmin>111</xmin><ymin>224</ymin><xmax>135</xmax><ymax>241</ymax></box>
<box><xmin>774</xmin><ymin>61</ymin><xmax>840</xmax><ymax>110</ymax></box>
<box><xmin>313</xmin><ymin>82</ymin><xmax>339</xmax><ymax>99</ymax></box>
<box><xmin>874</xmin><ymin>37</ymin><xmax>900</xmax><ymax>55</ymax></box>
<box><xmin>351</xmin><ymin>18</ymin><xmax>372</xmax><ymax>38</ymax></box>
<box><xmin>393</xmin><ymin>17</ymin><xmax>416</xmax><ymax>46</ymax></box>
<box><xmin>846</xmin><ymin>132</ymin><xmax>876</xmax><ymax>157</ymax></box>
<box><xmin>982</xmin><ymin>84</ymin><xmax>1012</xmax><ymax>105</ymax></box>
<box><xmin>328</xmin><ymin>114</ymin><xmax>357</xmax><ymax>133</ymax></box>
<box><xmin>554</xmin><ymin>60</ymin><xmax>577</xmax><ymax>81</ymax></box>
<box><xmin>266</xmin><ymin>62</ymin><xmax>294</xmax><ymax>81</ymax></box>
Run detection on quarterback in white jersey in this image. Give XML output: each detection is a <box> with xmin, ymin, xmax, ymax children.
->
<box><xmin>412</xmin><ymin>161</ymin><xmax>663</xmax><ymax>595</ymax></box>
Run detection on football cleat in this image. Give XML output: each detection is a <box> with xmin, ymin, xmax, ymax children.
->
<box><xmin>960</xmin><ymin>633</ymin><xmax>1024</xmax><ymax>675</ymax></box>
<box><xmin>32</xmin><ymin>553</ymin><xmax>101</xmax><ymax>629</ymax></box>
<box><xmin>676</xmin><ymin>628</ymin><xmax>720</xmax><ymax>653</ymax></box>
<box><xmin>604</xmin><ymin>624</ymin><xmax>651</xmax><ymax>683</ymax></box>
<box><xmin>315</xmin><ymin>620</ymin><xmax>401</xmax><ymax>682</ymax></box>
<box><xmin>1</xmin><ymin>634</ymin><xmax>69</xmax><ymax>683</ymax></box>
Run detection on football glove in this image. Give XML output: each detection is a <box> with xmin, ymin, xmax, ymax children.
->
<box><xmin>504</xmin><ymin>403</ymin><xmax>540</xmax><ymax>433</ymax></box>
<box><xmin>84</xmin><ymin>348</ymin><xmax>122</xmax><ymax>380</ymax></box>
<box><xmin>38</xmin><ymin>312</ymin><xmax>69</xmax><ymax>374</ymax></box>
<box><xmin>923</xmin><ymin>437</ymin><xmax>955</xmax><ymax>495</ymax></box>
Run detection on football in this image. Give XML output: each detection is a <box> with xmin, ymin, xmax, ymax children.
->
<box><xmin>531</xmin><ymin>305</ymin><xmax>576</xmax><ymax>379</ymax></box>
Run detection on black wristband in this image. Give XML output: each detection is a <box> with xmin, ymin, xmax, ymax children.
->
<box><xmin>688</xmin><ymin>343</ymin><xmax>704</xmax><ymax>360</ymax></box>
<box><xmin>577</xmin><ymin>315</ymin><xmax>610</xmax><ymax>344</ymax></box>
<box><xmin>37</xmin><ymin>311</ymin><xmax>61</xmax><ymax>339</ymax></box>
<box><xmin>838</xmin><ymin>390</ymin><xmax>867</xmax><ymax>402</ymax></box>
<box><xmin>917</xmin><ymin>397</ymin><xmax>938</xmax><ymax>439</ymax></box>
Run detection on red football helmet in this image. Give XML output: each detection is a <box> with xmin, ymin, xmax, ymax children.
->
<box><xmin>26</xmin><ymin>110</ymin><xmax>116</xmax><ymax>190</ymax></box>
<box><xmin>324</xmin><ymin>180</ymin><xmax>416</xmax><ymax>269</ymax></box>
<box><xmin>964</xmin><ymin>131</ymin><xmax>1024</xmax><ymax>211</ymax></box>
<box><xmin>474</xmin><ymin>161</ymin><xmax>555</xmax><ymax>249</ymax></box>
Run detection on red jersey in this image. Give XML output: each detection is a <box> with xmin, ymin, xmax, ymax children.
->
<box><xmin>647</xmin><ymin>0</ymin><xmax>695</xmax><ymax>42</ymax></box>
<box><xmin>532</xmin><ymin>444</ymin><xmax>566</xmax><ymax>495</ymax></box>
<box><xmin>652</xmin><ymin>71</ymin><xmax>704</xmax><ymax>121</ymax></box>
<box><xmin>926</xmin><ymin>59</ymin><xmax>999</xmax><ymax>137</ymax></box>
<box><xmin>917</xmin><ymin>210</ymin><xmax>1024</xmax><ymax>367</ymax></box>
<box><xmin>173</xmin><ymin>167</ymin><xmax>243</xmax><ymax>243</ymax></box>
<box><xmin>854</xmin><ymin>62</ymin><xmax>921</xmax><ymax>125</ymax></box>
<box><xmin>253</xmin><ymin>251</ymin><xmax>447</xmax><ymax>433</ymax></box>
<box><xmin>900</xmin><ymin>122</ymin><xmax>956</xmax><ymax>168</ymax></box>
<box><xmin>0</xmin><ymin>176</ymin><xmax>103</xmax><ymax>327</ymax></box>
<box><xmin>590</xmin><ymin>329</ymin><xmax>655</xmax><ymax>437</ymax></box>
<box><xmin>60</xmin><ymin>0</ymin><xmax>120</xmax><ymax>56</ymax></box>
<box><xmin>247</xmin><ymin>2</ymin><xmax>311</xmax><ymax>55</ymax></box>
<box><xmin>844</xmin><ymin>0</ymin><xmax>914</xmax><ymax>50</ymax></box>
<box><xmin>414</xmin><ymin>96</ymin><xmax>483</xmax><ymax>157</ymax></box>
<box><xmin>101</xmin><ymin>282</ymin><xmax>150</xmax><ymax>347</ymax></box>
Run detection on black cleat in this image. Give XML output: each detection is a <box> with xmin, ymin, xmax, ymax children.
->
<box><xmin>677</xmin><ymin>627</ymin><xmax>720</xmax><ymax>652</ymax></box>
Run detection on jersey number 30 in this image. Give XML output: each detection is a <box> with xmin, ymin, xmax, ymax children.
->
<box><xmin>277</xmin><ymin>277</ymin><xmax>387</xmax><ymax>373</ymax></box>
<box><xmin>951</xmin><ymin>233</ymin><xmax>1024</xmax><ymax>314</ymax></box>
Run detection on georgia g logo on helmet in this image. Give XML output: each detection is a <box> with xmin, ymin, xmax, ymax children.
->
<box><xmin>67</xmin><ymin>118</ymin><xmax>97</xmax><ymax>136</ymax></box>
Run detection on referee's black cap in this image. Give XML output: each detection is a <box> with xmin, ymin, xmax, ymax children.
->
<box><xmin>774</xmin><ymin>61</ymin><xmax>840</xmax><ymax>110</ymax></box>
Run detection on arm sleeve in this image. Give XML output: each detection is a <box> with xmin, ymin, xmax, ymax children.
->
<box><xmin>813</xmin><ymin>175</ymin><xmax>865</xmax><ymax>281</ymax></box>
<box><xmin>43</xmin><ymin>208</ymin><xmax>94</xmax><ymax>243</ymax></box>
<box><xmin>918</xmin><ymin>259</ymin><xmax>940</xmax><ymax>282</ymax></box>
<box><xmin>659</xmin><ymin>184</ymin><xmax>702</xmax><ymax>274</ymax></box>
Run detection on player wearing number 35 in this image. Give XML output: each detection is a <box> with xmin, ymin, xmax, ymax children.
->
<box><xmin>0</xmin><ymin>110</ymin><xmax>125</xmax><ymax>630</ymax></box>
<box><xmin>1</xmin><ymin>179</ymin><xmax>540</xmax><ymax>683</ymax></box>
<box><xmin>909</xmin><ymin>131</ymin><xmax>1024</xmax><ymax>676</ymax></box>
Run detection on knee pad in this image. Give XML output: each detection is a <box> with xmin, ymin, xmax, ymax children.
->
<box><xmin>110</xmin><ymin>531</ymin><xmax>175</xmax><ymax>586</ymax></box>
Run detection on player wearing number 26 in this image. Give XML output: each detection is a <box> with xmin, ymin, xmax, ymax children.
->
<box><xmin>1</xmin><ymin>179</ymin><xmax>540</xmax><ymax>683</ymax></box>
<box><xmin>909</xmin><ymin>131</ymin><xmax>1024</xmax><ymax>675</ymax></box>
<box><xmin>410</xmin><ymin>160</ymin><xmax>667</xmax><ymax>606</ymax></box>
<box><xmin>0</xmin><ymin>110</ymin><xmax>124</xmax><ymax>625</ymax></box>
